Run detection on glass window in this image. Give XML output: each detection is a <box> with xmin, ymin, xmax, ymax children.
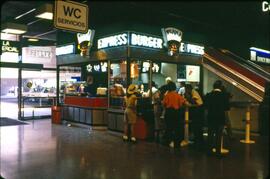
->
<box><xmin>59</xmin><ymin>66</ymin><xmax>82</xmax><ymax>102</ymax></box>
<box><xmin>21</xmin><ymin>70</ymin><xmax>56</xmax><ymax>119</ymax></box>
<box><xmin>109</xmin><ymin>60</ymin><xmax>127</xmax><ymax>109</ymax></box>
<box><xmin>0</xmin><ymin>68</ymin><xmax>18</xmax><ymax>119</ymax></box>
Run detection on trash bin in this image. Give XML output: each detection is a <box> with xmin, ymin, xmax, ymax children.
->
<box><xmin>51</xmin><ymin>106</ymin><xmax>61</xmax><ymax>124</ymax></box>
<box><xmin>134</xmin><ymin>116</ymin><xmax>148</xmax><ymax>140</ymax></box>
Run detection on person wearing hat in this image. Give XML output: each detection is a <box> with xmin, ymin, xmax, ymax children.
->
<box><xmin>123</xmin><ymin>84</ymin><xmax>138</xmax><ymax>143</ymax></box>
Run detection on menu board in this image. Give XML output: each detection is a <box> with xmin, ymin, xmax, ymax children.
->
<box><xmin>141</xmin><ymin>61</ymin><xmax>161</xmax><ymax>73</ymax></box>
<box><xmin>86</xmin><ymin>62</ymin><xmax>107</xmax><ymax>73</ymax></box>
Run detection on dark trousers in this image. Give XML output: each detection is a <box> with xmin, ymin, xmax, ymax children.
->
<box><xmin>190</xmin><ymin>107</ymin><xmax>204</xmax><ymax>146</ymax></box>
<box><xmin>192</xmin><ymin>118</ymin><xmax>204</xmax><ymax>145</ymax></box>
<box><xmin>208</xmin><ymin>124</ymin><xmax>224</xmax><ymax>154</ymax></box>
<box><xmin>164</xmin><ymin>108</ymin><xmax>182</xmax><ymax>145</ymax></box>
<box><xmin>143</xmin><ymin>110</ymin><xmax>155</xmax><ymax>140</ymax></box>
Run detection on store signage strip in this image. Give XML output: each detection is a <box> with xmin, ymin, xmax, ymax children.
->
<box><xmin>250</xmin><ymin>47</ymin><xmax>270</xmax><ymax>64</ymax></box>
<box><xmin>262</xmin><ymin>1</ymin><xmax>270</xmax><ymax>12</ymax></box>
<box><xmin>130</xmin><ymin>33</ymin><xmax>163</xmax><ymax>49</ymax></box>
<box><xmin>179</xmin><ymin>43</ymin><xmax>204</xmax><ymax>55</ymax></box>
<box><xmin>97</xmin><ymin>33</ymin><xmax>128</xmax><ymax>49</ymax></box>
<box><xmin>56</xmin><ymin>44</ymin><xmax>75</xmax><ymax>56</ymax></box>
<box><xmin>97</xmin><ymin>31</ymin><xmax>204</xmax><ymax>55</ymax></box>
<box><xmin>22</xmin><ymin>46</ymin><xmax>56</xmax><ymax>68</ymax></box>
<box><xmin>1</xmin><ymin>40</ymin><xmax>19</xmax><ymax>53</ymax></box>
<box><xmin>86</xmin><ymin>62</ymin><xmax>107</xmax><ymax>73</ymax></box>
<box><xmin>97</xmin><ymin>32</ymin><xmax>163</xmax><ymax>50</ymax></box>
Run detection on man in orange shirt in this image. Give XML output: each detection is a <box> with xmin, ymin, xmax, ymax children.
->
<box><xmin>163</xmin><ymin>81</ymin><xmax>186</xmax><ymax>148</ymax></box>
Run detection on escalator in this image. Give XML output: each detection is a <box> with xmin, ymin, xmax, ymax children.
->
<box><xmin>203</xmin><ymin>47</ymin><xmax>270</xmax><ymax>102</ymax></box>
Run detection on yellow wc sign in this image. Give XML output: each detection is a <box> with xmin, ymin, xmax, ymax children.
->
<box><xmin>54</xmin><ymin>0</ymin><xmax>88</xmax><ymax>33</ymax></box>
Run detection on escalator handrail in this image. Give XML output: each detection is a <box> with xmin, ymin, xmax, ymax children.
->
<box><xmin>204</xmin><ymin>48</ymin><xmax>266</xmax><ymax>88</ymax></box>
<box><xmin>219</xmin><ymin>49</ymin><xmax>270</xmax><ymax>81</ymax></box>
<box><xmin>202</xmin><ymin>61</ymin><xmax>264</xmax><ymax>102</ymax></box>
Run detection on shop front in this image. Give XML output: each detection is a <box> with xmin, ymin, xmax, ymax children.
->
<box><xmin>57</xmin><ymin>29</ymin><xmax>204</xmax><ymax>132</ymax></box>
<box><xmin>1</xmin><ymin>36</ymin><xmax>57</xmax><ymax>120</ymax></box>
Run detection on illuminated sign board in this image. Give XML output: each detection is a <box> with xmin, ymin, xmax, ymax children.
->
<box><xmin>97</xmin><ymin>32</ymin><xmax>163</xmax><ymax>50</ymax></box>
<box><xmin>161</xmin><ymin>27</ymin><xmax>183</xmax><ymax>56</ymax></box>
<box><xmin>262</xmin><ymin>1</ymin><xmax>270</xmax><ymax>12</ymax></box>
<box><xmin>98</xmin><ymin>33</ymin><xmax>128</xmax><ymax>49</ymax></box>
<box><xmin>54</xmin><ymin>0</ymin><xmax>88</xmax><ymax>33</ymax></box>
<box><xmin>141</xmin><ymin>62</ymin><xmax>161</xmax><ymax>73</ymax></box>
<box><xmin>179</xmin><ymin>43</ymin><xmax>204</xmax><ymax>55</ymax></box>
<box><xmin>250</xmin><ymin>47</ymin><xmax>270</xmax><ymax>64</ymax></box>
<box><xmin>97</xmin><ymin>31</ymin><xmax>204</xmax><ymax>56</ymax></box>
<box><xmin>22</xmin><ymin>46</ymin><xmax>56</xmax><ymax>68</ymax></box>
<box><xmin>77</xmin><ymin>29</ymin><xmax>95</xmax><ymax>56</ymax></box>
<box><xmin>1</xmin><ymin>40</ymin><xmax>19</xmax><ymax>53</ymax></box>
<box><xmin>86</xmin><ymin>62</ymin><xmax>107</xmax><ymax>73</ymax></box>
<box><xmin>161</xmin><ymin>27</ymin><xmax>182</xmax><ymax>44</ymax></box>
<box><xmin>56</xmin><ymin>44</ymin><xmax>75</xmax><ymax>56</ymax></box>
<box><xmin>130</xmin><ymin>33</ymin><xmax>163</xmax><ymax>49</ymax></box>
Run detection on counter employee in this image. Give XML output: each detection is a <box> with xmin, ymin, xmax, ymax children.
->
<box><xmin>84</xmin><ymin>75</ymin><xmax>97</xmax><ymax>96</ymax></box>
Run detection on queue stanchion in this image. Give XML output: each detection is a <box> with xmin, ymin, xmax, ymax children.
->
<box><xmin>240</xmin><ymin>105</ymin><xmax>255</xmax><ymax>144</ymax></box>
<box><xmin>220</xmin><ymin>129</ymin><xmax>230</xmax><ymax>153</ymax></box>
<box><xmin>212</xmin><ymin>126</ymin><xmax>230</xmax><ymax>154</ymax></box>
<box><xmin>181</xmin><ymin>106</ymin><xmax>189</xmax><ymax>147</ymax></box>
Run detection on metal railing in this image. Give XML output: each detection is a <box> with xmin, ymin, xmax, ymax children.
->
<box><xmin>182</xmin><ymin>101</ymin><xmax>260</xmax><ymax>147</ymax></box>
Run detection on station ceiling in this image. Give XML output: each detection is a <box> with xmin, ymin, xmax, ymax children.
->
<box><xmin>1</xmin><ymin>1</ymin><xmax>269</xmax><ymax>58</ymax></box>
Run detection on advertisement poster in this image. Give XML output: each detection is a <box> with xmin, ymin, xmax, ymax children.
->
<box><xmin>186</xmin><ymin>65</ymin><xmax>200</xmax><ymax>82</ymax></box>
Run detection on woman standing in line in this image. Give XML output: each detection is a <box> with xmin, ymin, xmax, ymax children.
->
<box><xmin>123</xmin><ymin>84</ymin><xmax>138</xmax><ymax>143</ymax></box>
<box><xmin>184</xmin><ymin>84</ymin><xmax>204</xmax><ymax>149</ymax></box>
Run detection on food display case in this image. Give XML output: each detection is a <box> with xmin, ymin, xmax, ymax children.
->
<box><xmin>58</xmin><ymin>64</ymin><xmax>108</xmax><ymax>126</ymax></box>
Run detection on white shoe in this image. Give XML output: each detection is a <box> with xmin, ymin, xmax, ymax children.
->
<box><xmin>123</xmin><ymin>135</ymin><xmax>128</xmax><ymax>141</ymax></box>
<box><xmin>131</xmin><ymin>137</ymin><xmax>137</xmax><ymax>143</ymax></box>
<box><xmin>169</xmin><ymin>141</ymin><xmax>174</xmax><ymax>148</ymax></box>
<box><xmin>180</xmin><ymin>140</ymin><xmax>189</xmax><ymax>147</ymax></box>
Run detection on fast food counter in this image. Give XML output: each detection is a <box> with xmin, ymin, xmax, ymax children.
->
<box><xmin>107</xmin><ymin>103</ymin><xmax>125</xmax><ymax>132</ymax></box>
<box><xmin>61</xmin><ymin>95</ymin><xmax>108</xmax><ymax>126</ymax></box>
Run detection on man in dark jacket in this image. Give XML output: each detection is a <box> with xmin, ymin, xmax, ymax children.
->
<box><xmin>204</xmin><ymin>80</ymin><xmax>229</xmax><ymax>155</ymax></box>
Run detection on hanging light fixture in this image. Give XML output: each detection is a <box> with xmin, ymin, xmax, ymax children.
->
<box><xmin>35</xmin><ymin>4</ymin><xmax>53</xmax><ymax>20</ymax></box>
<box><xmin>1</xmin><ymin>22</ymin><xmax>27</xmax><ymax>35</ymax></box>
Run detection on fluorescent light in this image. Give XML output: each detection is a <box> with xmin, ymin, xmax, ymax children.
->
<box><xmin>1</xmin><ymin>22</ymin><xmax>27</xmax><ymax>35</ymax></box>
<box><xmin>36</xmin><ymin>12</ymin><xmax>53</xmax><ymax>20</ymax></box>
<box><xmin>2</xmin><ymin>28</ymin><xmax>26</xmax><ymax>34</ymax></box>
<box><xmin>28</xmin><ymin>38</ymin><xmax>39</xmax><ymax>42</ymax></box>
<box><xmin>35</xmin><ymin>4</ymin><xmax>53</xmax><ymax>20</ymax></box>
<box><xmin>15</xmin><ymin>8</ymin><xmax>36</xmax><ymax>19</ymax></box>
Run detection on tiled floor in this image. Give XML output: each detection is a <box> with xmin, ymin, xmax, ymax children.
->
<box><xmin>0</xmin><ymin>119</ymin><xmax>269</xmax><ymax>179</ymax></box>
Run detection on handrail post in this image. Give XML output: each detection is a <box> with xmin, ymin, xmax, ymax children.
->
<box><xmin>240</xmin><ymin>105</ymin><xmax>255</xmax><ymax>144</ymax></box>
<box><xmin>181</xmin><ymin>106</ymin><xmax>189</xmax><ymax>147</ymax></box>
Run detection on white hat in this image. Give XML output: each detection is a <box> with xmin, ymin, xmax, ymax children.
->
<box><xmin>165</xmin><ymin>77</ymin><xmax>172</xmax><ymax>83</ymax></box>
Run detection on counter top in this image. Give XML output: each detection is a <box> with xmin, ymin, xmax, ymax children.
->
<box><xmin>64</xmin><ymin>96</ymin><xmax>108</xmax><ymax>108</ymax></box>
